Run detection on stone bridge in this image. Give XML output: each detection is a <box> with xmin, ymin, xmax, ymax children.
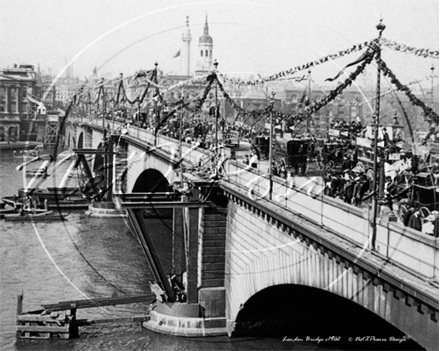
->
<box><xmin>66</xmin><ymin>118</ymin><xmax>438</xmax><ymax>350</ymax></box>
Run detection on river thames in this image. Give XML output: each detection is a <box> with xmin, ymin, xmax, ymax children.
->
<box><xmin>1</xmin><ymin>149</ymin><xmax>336</xmax><ymax>351</ymax></box>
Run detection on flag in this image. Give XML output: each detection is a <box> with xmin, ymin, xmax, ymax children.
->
<box><xmin>173</xmin><ymin>50</ymin><xmax>181</xmax><ymax>58</ymax></box>
<box><xmin>134</xmin><ymin>69</ymin><xmax>154</xmax><ymax>80</ymax></box>
<box><xmin>325</xmin><ymin>49</ymin><xmax>373</xmax><ymax>82</ymax></box>
<box><xmin>299</xmin><ymin>87</ymin><xmax>309</xmax><ymax>106</ymax></box>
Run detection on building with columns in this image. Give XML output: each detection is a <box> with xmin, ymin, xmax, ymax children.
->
<box><xmin>0</xmin><ymin>64</ymin><xmax>37</xmax><ymax>142</ymax></box>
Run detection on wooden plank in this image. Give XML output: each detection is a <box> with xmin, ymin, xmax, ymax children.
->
<box><xmin>77</xmin><ymin>316</ymin><xmax>146</xmax><ymax>325</ymax></box>
<box><xmin>42</xmin><ymin>295</ymin><xmax>152</xmax><ymax>311</ymax></box>
<box><xmin>17</xmin><ymin>325</ymin><xmax>69</xmax><ymax>333</ymax></box>
<box><xmin>17</xmin><ymin>315</ymin><xmax>65</xmax><ymax>323</ymax></box>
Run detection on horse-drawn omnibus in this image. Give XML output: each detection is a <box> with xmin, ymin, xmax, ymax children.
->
<box><xmin>274</xmin><ymin>137</ymin><xmax>310</xmax><ymax>175</ymax></box>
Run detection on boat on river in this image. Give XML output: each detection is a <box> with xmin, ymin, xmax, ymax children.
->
<box><xmin>25</xmin><ymin>168</ymin><xmax>48</xmax><ymax>178</ymax></box>
<box><xmin>13</xmin><ymin>145</ymin><xmax>43</xmax><ymax>159</ymax></box>
<box><xmin>4</xmin><ymin>210</ymin><xmax>69</xmax><ymax>222</ymax></box>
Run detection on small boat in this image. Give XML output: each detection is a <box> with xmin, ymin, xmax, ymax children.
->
<box><xmin>13</xmin><ymin>149</ymin><xmax>41</xmax><ymax>159</ymax></box>
<box><xmin>0</xmin><ymin>207</ymin><xmax>16</xmax><ymax>215</ymax></box>
<box><xmin>47</xmin><ymin>200</ymin><xmax>89</xmax><ymax>210</ymax></box>
<box><xmin>2</xmin><ymin>196</ymin><xmax>21</xmax><ymax>208</ymax></box>
<box><xmin>4</xmin><ymin>210</ymin><xmax>69</xmax><ymax>222</ymax></box>
<box><xmin>25</xmin><ymin>168</ymin><xmax>48</xmax><ymax>178</ymax></box>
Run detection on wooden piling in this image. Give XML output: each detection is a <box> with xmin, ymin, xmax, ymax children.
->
<box><xmin>16</xmin><ymin>293</ymin><xmax>23</xmax><ymax>316</ymax></box>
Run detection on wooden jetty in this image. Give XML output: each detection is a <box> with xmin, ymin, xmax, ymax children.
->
<box><xmin>16</xmin><ymin>293</ymin><xmax>151</xmax><ymax>339</ymax></box>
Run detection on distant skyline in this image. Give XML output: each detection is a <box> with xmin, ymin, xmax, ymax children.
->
<box><xmin>1</xmin><ymin>0</ymin><xmax>438</xmax><ymax>89</ymax></box>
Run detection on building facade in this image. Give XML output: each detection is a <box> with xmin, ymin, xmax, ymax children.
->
<box><xmin>0</xmin><ymin>64</ymin><xmax>38</xmax><ymax>142</ymax></box>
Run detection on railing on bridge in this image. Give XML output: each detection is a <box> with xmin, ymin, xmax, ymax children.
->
<box><xmin>223</xmin><ymin>160</ymin><xmax>439</xmax><ymax>281</ymax></box>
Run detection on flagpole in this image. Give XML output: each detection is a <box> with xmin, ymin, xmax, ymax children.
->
<box><xmin>371</xmin><ymin>18</ymin><xmax>385</xmax><ymax>251</ymax></box>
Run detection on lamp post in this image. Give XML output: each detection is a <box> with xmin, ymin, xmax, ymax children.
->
<box><xmin>371</xmin><ymin>18</ymin><xmax>385</xmax><ymax>250</ymax></box>
<box><xmin>268</xmin><ymin>91</ymin><xmax>275</xmax><ymax>200</ymax></box>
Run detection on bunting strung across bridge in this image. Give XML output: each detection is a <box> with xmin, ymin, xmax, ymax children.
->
<box><xmin>380</xmin><ymin>38</ymin><xmax>439</xmax><ymax>59</ymax></box>
<box><xmin>219</xmin><ymin>39</ymin><xmax>376</xmax><ymax>86</ymax></box>
<box><xmin>61</xmin><ymin>32</ymin><xmax>439</xmax><ymax>138</ymax></box>
<box><xmin>329</xmin><ymin>75</ymin><xmax>438</xmax><ymax>107</ymax></box>
<box><xmin>375</xmin><ymin>56</ymin><xmax>439</xmax><ymax>125</ymax></box>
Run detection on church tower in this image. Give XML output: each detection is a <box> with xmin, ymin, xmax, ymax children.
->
<box><xmin>195</xmin><ymin>14</ymin><xmax>213</xmax><ymax>76</ymax></box>
<box><xmin>180</xmin><ymin>16</ymin><xmax>191</xmax><ymax>76</ymax></box>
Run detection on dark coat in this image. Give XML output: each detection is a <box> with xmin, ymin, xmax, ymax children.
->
<box><xmin>403</xmin><ymin>208</ymin><xmax>414</xmax><ymax>227</ymax></box>
<box><xmin>408</xmin><ymin>214</ymin><xmax>422</xmax><ymax>231</ymax></box>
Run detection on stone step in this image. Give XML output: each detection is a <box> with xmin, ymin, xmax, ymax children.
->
<box><xmin>202</xmin><ymin>221</ymin><xmax>227</xmax><ymax>227</ymax></box>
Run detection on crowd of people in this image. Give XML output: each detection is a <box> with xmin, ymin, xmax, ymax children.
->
<box><xmin>93</xmin><ymin>108</ymin><xmax>439</xmax><ymax>237</ymax></box>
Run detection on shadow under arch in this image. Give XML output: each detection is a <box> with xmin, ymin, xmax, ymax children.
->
<box><xmin>93</xmin><ymin>142</ymin><xmax>104</xmax><ymax>175</ymax></box>
<box><xmin>132</xmin><ymin>168</ymin><xmax>170</xmax><ymax>193</ymax></box>
<box><xmin>232</xmin><ymin>284</ymin><xmax>423</xmax><ymax>350</ymax></box>
<box><xmin>77</xmin><ymin>132</ymin><xmax>84</xmax><ymax>149</ymax></box>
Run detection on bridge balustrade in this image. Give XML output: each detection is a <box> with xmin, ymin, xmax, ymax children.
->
<box><xmin>224</xmin><ymin>160</ymin><xmax>438</xmax><ymax>281</ymax></box>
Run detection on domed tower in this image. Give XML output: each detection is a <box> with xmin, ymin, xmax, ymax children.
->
<box><xmin>195</xmin><ymin>14</ymin><xmax>213</xmax><ymax>76</ymax></box>
<box><xmin>180</xmin><ymin>16</ymin><xmax>191</xmax><ymax>76</ymax></box>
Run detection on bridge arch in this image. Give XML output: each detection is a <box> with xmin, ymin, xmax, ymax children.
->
<box><xmin>77</xmin><ymin>132</ymin><xmax>84</xmax><ymax>149</ymax></box>
<box><xmin>132</xmin><ymin>168</ymin><xmax>170</xmax><ymax>193</ymax></box>
<box><xmin>232</xmin><ymin>284</ymin><xmax>423</xmax><ymax>350</ymax></box>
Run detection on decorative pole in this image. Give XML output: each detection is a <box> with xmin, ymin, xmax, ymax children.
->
<box><xmin>431</xmin><ymin>64</ymin><xmax>435</xmax><ymax>108</ymax></box>
<box><xmin>268</xmin><ymin>91</ymin><xmax>275</xmax><ymax>200</ymax></box>
<box><xmin>180</xmin><ymin>87</ymin><xmax>184</xmax><ymax>188</ymax></box>
<box><xmin>101</xmin><ymin>78</ymin><xmax>105</xmax><ymax>131</ymax></box>
<box><xmin>214</xmin><ymin>60</ymin><xmax>219</xmax><ymax>155</ymax></box>
<box><xmin>371</xmin><ymin>18</ymin><xmax>385</xmax><ymax>250</ymax></box>
<box><xmin>307</xmin><ymin>69</ymin><xmax>312</xmax><ymax>135</ymax></box>
<box><xmin>153</xmin><ymin>61</ymin><xmax>158</xmax><ymax>146</ymax></box>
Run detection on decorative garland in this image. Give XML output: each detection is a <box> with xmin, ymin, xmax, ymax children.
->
<box><xmin>281</xmin><ymin>49</ymin><xmax>376</xmax><ymax>125</ymax></box>
<box><xmin>216</xmin><ymin>76</ymin><xmax>271</xmax><ymax>117</ymax></box>
<box><xmin>380</xmin><ymin>38</ymin><xmax>439</xmax><ymax>59</ymax></box>
<box><xmin>376</xmin><ymin>56</ymin><xmax>439</xmax><ymax>125</ymax></box>
<box><xmin>139</xmin><ymin>72</ymin><xmax>211</xmax><ymax>93</ymax></box>
<box><xmin>314</xmin><ymin>74</ymin><xmax>438</xmax><ymax>107</ymax></box>
<box><xmin>219</xmin><ymin>39</ymin><xmax>375</xmax><ymax>86</ymax></box>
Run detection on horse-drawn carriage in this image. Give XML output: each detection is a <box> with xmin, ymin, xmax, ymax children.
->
<box><xmin>274</xmin><ymin>137</ymin><xmax>310</xmax><ymax>175</ymax></box>
<box><xmin>253</xmin><ymin>135</ymin><xmax>270</xmax><ymax>160</ymax></box>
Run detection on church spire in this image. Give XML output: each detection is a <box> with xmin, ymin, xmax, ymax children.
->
<box><xmin>196</xmin><ymin>13</ymin><xmax>213</xmax><ymax>75</ymax></box>
<box><xmin>204</xmin><ymin>13</ymin><xmax>209</xmax><ymax>35</ymax></box>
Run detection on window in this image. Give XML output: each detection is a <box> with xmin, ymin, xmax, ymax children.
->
<box><xmin>205</xmin><ymin>50</ymin><xmax>208</xmax><ymax>56</ymax></box>
<box><xmin>210</xmin><ymin>50</ymin><xmax>212</xmax><ymax>57</ymax></box>
<box><xmin>201</xmin><ymin>50</ymin><xmax>203</xmax><ymax>57</ymax></box>
<box><xmin>351</xmin><ymin>105</ymin><xmax>357</xmax><ymax>118</ymax></box>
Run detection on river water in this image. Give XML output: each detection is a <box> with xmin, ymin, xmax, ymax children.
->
<box><xmin>0</xmin><ymin>149</ymin><xmax>333</xmax><ymax>351</ymax></box>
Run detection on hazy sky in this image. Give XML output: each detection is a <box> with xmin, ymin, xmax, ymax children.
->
<box><xmin>0</xmin><ymin>0</ymin><xmax>438</xmax><ymax>87</ymax></box>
